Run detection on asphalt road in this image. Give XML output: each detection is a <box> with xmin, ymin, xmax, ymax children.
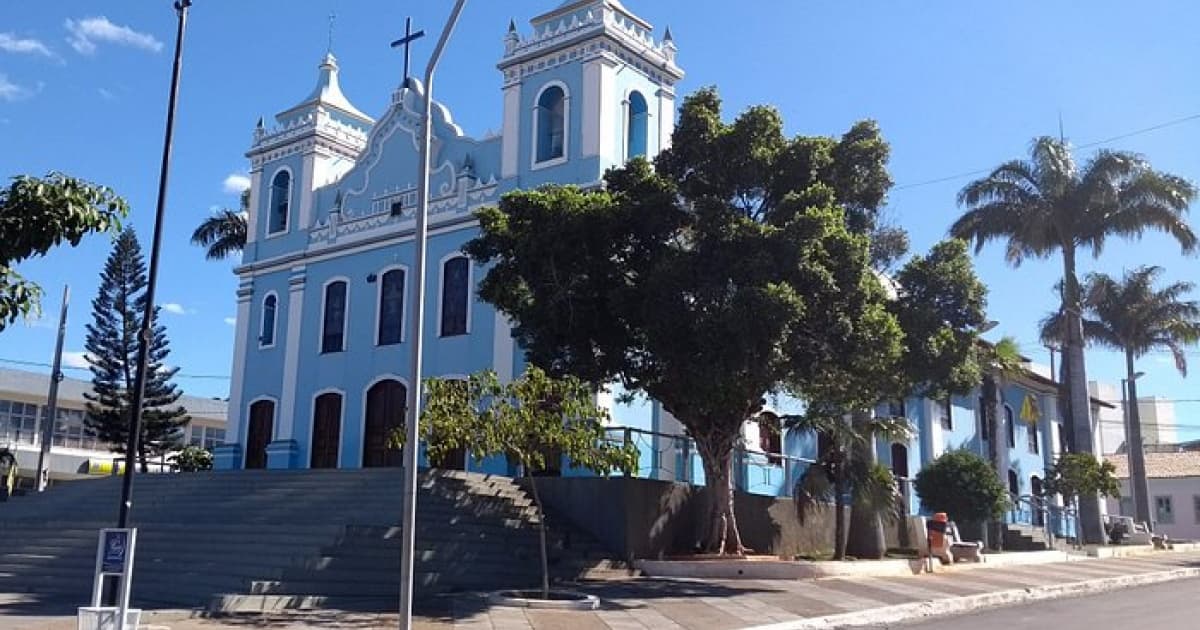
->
<box><xmin>885</xmin><ymin>577</ymin><xmax>1200</xmax><ymax>629</ymax></box>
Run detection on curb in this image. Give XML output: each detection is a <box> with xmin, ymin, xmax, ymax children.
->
<box><xmin>741</xmin><ymin>567</ymin><xmax>1200</xmax><ymax>630</ymax></box>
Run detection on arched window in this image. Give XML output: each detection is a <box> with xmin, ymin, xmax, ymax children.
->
<box><xmin>535</xmin><ymin>85</ymin><xmax>566</xmax><ymax>164</ymax></box>
<box><xmin>440</xmin><ymin>256</ymin><xmax>469</xmax><ymax>337</ymax></box>
<box><xmin>259</xmin><ymin>294</ymin><xmax>277</xmax><ymax>348</ymax></box>
<box><xmin>1004</xmin><ymin>404</ymin><xmax>1016</xmax><ymax>448</ymax></box>
<box><xmin>377</xmin><ymin>269</ymin><xmax>405</xmax><ymax>346</ymax></box>
<box><xmin>757</xmin><ymin>413</ymin><xmax>782</xmax><ymax>466</ymax></box>
<box><xmin>890</xmin><ymin>443</ymin><xmax>910</xmax><ymax>479</ymax></box>
<box><xmin>268</xmin><ymin>169</ymin><xmax>291</xmax><ymax>234</ymax></box>
<box><xmin>322</xmin><ymin>280</ymin><xmax>348</xmax><ymax>353</ymax></box>
<box><xmin>626</xmin><ymin>91</ymin><xmax>649</xmax><ymax>160</ymax></box>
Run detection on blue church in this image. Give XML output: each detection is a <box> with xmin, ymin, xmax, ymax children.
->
<box><xmin>213</xmin><ymin>0</ymin><xmax>1107</xmax><ymax>533</ymax></box>
<box><xmin>215</xmin><ymin>0</ymin><xmax>682</xmax><ymax>474</ymax></box>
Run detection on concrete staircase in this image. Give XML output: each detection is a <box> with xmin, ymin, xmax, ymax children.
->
<box><xmin>1003</xmin><ymin>523</ymin><xmax>1061</xmax><ymax>551</ymax></box>
<box><xmin>0</xmin><ymin>468</ymin><xmax>626</xmax><ymax>611</ymax></box>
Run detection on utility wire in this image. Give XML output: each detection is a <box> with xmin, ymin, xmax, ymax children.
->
<box><xmin>893</xmin><ymin>111</ymin><xmax>1200</xmax><ymax>192</ymax></box>
<box><xmin>0</xmin><ymin>357</ymin><xmax>230</xmax><ymax>380</ymax></box>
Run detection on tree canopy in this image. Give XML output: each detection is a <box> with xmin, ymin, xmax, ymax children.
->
<box><xmin>0</xmin><ymin>172</ymin><xmax>128</xmax><ymax>330</ymax></box>
<box><xmin>467</xmin><ymin>87</ymin><xmax>900</xmax><ymax>553</ymax></box>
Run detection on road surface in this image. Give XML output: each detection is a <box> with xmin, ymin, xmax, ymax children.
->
<box><xmin>888</xmin><ymin>577</ymin><xmax>1200</xmax><ymax>629</ymax></box>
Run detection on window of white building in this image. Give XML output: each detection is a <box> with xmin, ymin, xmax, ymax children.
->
<box><xmin>0</xmin><ymin>400</ymin><xmax>39</xmax><ymax>445</ymax></box>
<box><xmin>1156</xmin><ymin>496</ymin><xmax>1174</xmax><ymax>524</ymax></box>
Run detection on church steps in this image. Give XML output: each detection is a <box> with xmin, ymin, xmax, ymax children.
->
<box><xmin>0</xmin><ymin>469</ymin><xmax>624</xmax><ymax>610</ymax></box>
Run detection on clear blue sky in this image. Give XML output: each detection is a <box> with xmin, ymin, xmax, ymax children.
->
<box><xmin>3</xmin><ymin>1</ymin><xmax>1199</xmax><ymax>436</ymax></box>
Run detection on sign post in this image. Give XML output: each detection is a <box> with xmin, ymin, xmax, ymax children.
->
<box><xmin>82</xmin><ymin>528</ymin><xmax>138</xmax><ymax>630</ymax></box>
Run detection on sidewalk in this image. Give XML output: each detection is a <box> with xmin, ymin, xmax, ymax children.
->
<box><xmin>6</xmin><ymin>551</ymin><xmax>1200</xmax><ymax>630</ymax></box>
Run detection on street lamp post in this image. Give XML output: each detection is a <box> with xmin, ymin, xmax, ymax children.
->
<box><xmin>398</xmin><ymin>2</ymin><xmax>468</xmax><ymax>628</ymax></box>
<box><xmin>1121</xmin><ymin>370</ymin><xmax>1149</xmax><ymax>528</ymax></box>
<box><xmin>117</xmin><ymin>0</ymin><xmax>192</xmax><ymax>528</ymax></box>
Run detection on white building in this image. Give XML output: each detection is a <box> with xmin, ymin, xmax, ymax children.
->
<box><xmin>1107</xmin><ymin>452</ymin><xmax>1200</xmax><ymax>540</ymax></box>
<box><xmin>1089</xmin><ymin>381</ymin><xmax>1178</xmax><ymax>454</ymax></box>
<box><xmin>0</xmin><ymin>367</ymin><xmax>227</xmax><ymax>487</ymax></box>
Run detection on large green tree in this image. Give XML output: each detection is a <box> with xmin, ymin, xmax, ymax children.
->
<box><xmin>950</xmin><ymin>137</ymin><xmax>1196</xmax><ymax>543</ymax></box>
<box><xmin>0</xmin><ymin>172</ymin><xmax>127</xmax><ymax>330</ymax></box>
<box><xmin>1041</xmin><ymin>266</ymin><xmax>1200</xmax><ymax>526</ymax></box>
<box><xmin>191</xmin><ymin>189</ymin><xmax>248</xmax><ymax>261</ymax></box>
<box><xmin>84</xmin><ymin>228</ymin><xmax>189</xmax><ymax>472</ymax></box>
<box><xmin>467</xmin><ymin>88</ymin><xmax>899</xmax><ymax>554</ymax></box>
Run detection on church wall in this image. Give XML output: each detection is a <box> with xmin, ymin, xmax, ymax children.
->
<box><xmin>282</xmin><ymin>225</ymin><xmax>502</xmax><ymax>471</ymax></box>
<box><xmin>515</xmin><ymin>65</ymin><xmax>598</xmax><ymax>188</ymax></box>
<box><xmin>610</xmin><ymin>68</ymin><xmax>666</xmax><ymax>163</ymax></box>
<box><xmin>1002</xmin><ymin>383</ymin><xmax>1048</xmax><ymax>499</ymax></box>
<box><xmin>250</xmin><ymin>152</ymin><xmax>308</xmax><ymax>264</ymax></box>
<box><xmin>235</xmin><ymin>269</ymin><xmax>292</xmax><ymax>464</ymax></box>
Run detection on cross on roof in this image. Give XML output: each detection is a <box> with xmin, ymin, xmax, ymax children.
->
<box><xmin>390</xmin><ymin>17</ymin><xmax>426</xmax><ymax>86</ymax></box>
<box><xmin>327</xmin><ymin>12</ymin><xmax>336</xmax><ymax>53</ymax></box>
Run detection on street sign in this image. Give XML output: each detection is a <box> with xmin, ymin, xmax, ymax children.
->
<box><xmin>100</xmin><ymin>529</ymin><xmax>129</xmax><ymax>574</ymax></box>
<box><xmin>88</xmin><ymin>528</ymin><xmax>138</xmax><ymax>630</ymax></box>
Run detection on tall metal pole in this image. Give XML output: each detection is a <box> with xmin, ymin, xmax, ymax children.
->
<box><xmin>399</xmin><ymin>2</ymin><xmax>467</xmax><ymax>627</ymax></box>
<box><xmin>1121</xmin><ymin>377</ymin><xmax>1137</xmax><ymax>522</ymax></box>
<box><xmin>35</xmin><ymin>285</ymin><xmax>70</xmax><ymax>492</ymax></box>
<box><xmin>117</xmin><ymin>0</ymin><xmax>191</xmax><ymax>528</ymax></box>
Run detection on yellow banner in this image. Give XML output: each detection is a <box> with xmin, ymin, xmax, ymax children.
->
<box><xmin>1019</xmin><ymin>394</ymin><xmax>1041</xmax><ymax>424</ymax></box>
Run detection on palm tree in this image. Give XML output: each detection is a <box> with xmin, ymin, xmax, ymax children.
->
<box><xmin>951</xmin><ymin>137</ymin><xmax>1197</xmax><ymax>543</ymax></box>
<box><xmin>1041</xmin><ymin>266</ymin><xmax>1200</xmax><ymax>526</ymax></box>
<box><xmin>191</xmin><ymin>189</ymin><xmax>249</xmax><ymax>261</ymax></box>
<box><xmin>789</xmin><ymin>407</ymin><xmax>912</xmax><ymax>560</ymax></box>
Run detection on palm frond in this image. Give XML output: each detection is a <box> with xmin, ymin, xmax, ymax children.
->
<box><xmin>852</xmin><ymin>461</ymin><xmax>902</xmax><ymax>525</ymax></box>
<box><xmin>190</xmin><ymin>209</ymin><xmax>248</xmax><ymax>261</ymax></box>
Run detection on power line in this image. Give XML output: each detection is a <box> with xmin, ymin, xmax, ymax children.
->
<box><xmin>0</xmin><ymin>357</ymin><xmax>230</xmax><ymax>381</ymax></box>
<box><xmin>893</xmin><ymin>111</ymin><xmax>1200</xmax><ymax>192</ymax></box>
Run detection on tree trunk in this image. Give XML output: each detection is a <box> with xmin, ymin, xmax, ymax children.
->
<box><xmin>138</xmin><ymin>442</ymin><xmax>148</xmax><ymax>474</ymax></box>
<box><xmin>845</xmin><ymin>410</ymin><xmax>886</xmax><ymax>560</ymax></box>
<box><xmin>695</xmin><ymin>434</ymin><xmax>746</xmax><ymax>555</ymax></box>
<box><xmin>833</xmin><ymin>474</ymin><xmax>848</xmax><ymax>560</ymax></box>
<box><xmin>527</xmin><ymin>474</ymin><xmax>551</xmax><ymax>599</ymax></box>
<box><xmin>1125</xmin><ymin>351</ymin><xmax>1153</xmax><ymax>527</ymax></box>
<box><xmin>1060</xmin><ymin>245</ymin><xmax>1105</xmax><ymax>544</ymax></box>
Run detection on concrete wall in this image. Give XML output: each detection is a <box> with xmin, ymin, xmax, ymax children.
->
<box><xmin>527</xmin><ymin>476</ymin><xmax>852</xmax><ymax>561</ymax></box>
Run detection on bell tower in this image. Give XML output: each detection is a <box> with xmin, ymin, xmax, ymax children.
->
<box><xmin>497</xmin><ymin>0</ymin><xmax>684</xmax><ymax>185</ymax></box>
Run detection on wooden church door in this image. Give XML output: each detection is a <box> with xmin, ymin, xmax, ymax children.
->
<box><xmin>245</xmin><ymin>400</ymin><xmax>274</xmax><ymax>469</ymax></box>
<box><xmin>310</xmin><ymin>393</ymin><xmax>342</xmax><ymax>469</ymax></box>
<box><xmin>364</xmin><ymin>380</ymin><xmax>405</xmax><ymax>468</ymax></box>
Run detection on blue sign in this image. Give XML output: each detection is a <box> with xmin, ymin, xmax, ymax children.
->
<box><xmin>101</xmin><ymin>530</ymin><xmax>129</xmax><ymax>574</ymax></box>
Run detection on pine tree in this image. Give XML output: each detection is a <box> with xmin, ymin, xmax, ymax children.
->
<box><xmin>84</xmin><ymin>228</ymin><xmax>188</xmax><ymax>472</ymax></box>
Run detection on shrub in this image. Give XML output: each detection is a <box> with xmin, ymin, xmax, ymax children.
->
<box><xmin>914</xmin><ymin>449</ymin><xmax>1008</xmax><ymax>523</ymax></box>
<box><xmin>173</xmin><ymin>446</ymin><xmax>213</xmax><ymax>472</ymax></box>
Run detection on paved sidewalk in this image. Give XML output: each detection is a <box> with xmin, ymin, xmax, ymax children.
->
<box><xmin>5</xmin><ymin>551</ymin><xmax>1200</xmax><ymax>630</ymax></box>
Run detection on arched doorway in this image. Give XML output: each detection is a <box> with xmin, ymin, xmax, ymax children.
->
<box><xmin>310</xmin><ymin>392</ymin><xmax>342</xmax><ymax>469</ymax></box>
<box><xmin>364</xmin><ymin>380</ymin><xmax>405</xmax><ymax>468</ymax></box>
<box><xmin>245</xmin><ymin>400</ymin><xmax>274</xmax><ymax>469</ymax></box>
<box><xmin>1030</xmin><ymin>475</ymin><xmax>1045</xmax><ymax>526</ymax></box>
